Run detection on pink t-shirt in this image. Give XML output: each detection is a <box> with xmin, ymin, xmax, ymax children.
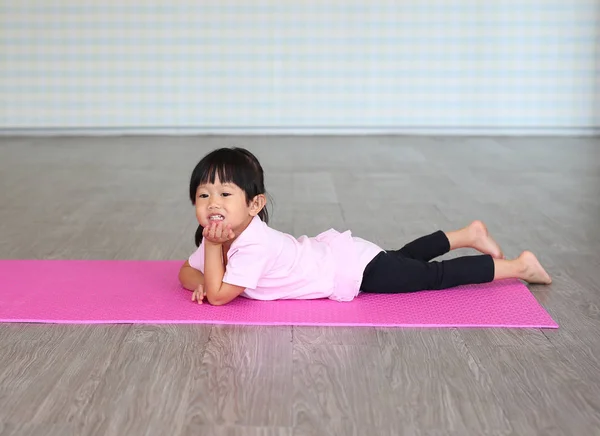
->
<box><xmin>188</xmin><ymin>216</ymin><xmax>383</xmax><ymax>302</ymax></box>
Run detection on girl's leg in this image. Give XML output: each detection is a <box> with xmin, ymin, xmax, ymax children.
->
<box><xmin>394</xmin><ymin>220</ymin><xmax>503</xmax><ymax>262</ymax></box>
<box><xmin>360</xmin><ymin>249</ymin><xmax>551</xmax><ymax>294</ymax></box>
<box><xmin>361</xmin><ymin>251</ymin><xmax>495</xmax><ymax>294</ymax></box>
<box><xmin>395</xmin><ymin>230</ymin><xmax>450</xmax><ymax>261</ymax></box>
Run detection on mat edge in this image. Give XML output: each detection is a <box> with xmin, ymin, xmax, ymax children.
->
<box><xmin>0</xmin><ymin>319</ymin><xmax>560</xmax><ymax>328</ymax></box>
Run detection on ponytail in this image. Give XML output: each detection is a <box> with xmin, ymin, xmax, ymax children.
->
<box><xmin>194</xmin><ymin>224</ymin><xmax>204</xmax><ymax>247</ymax></box>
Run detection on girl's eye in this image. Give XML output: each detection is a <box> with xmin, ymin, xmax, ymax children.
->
<box><xmin>198</xmin><ymin>194</ymin><xmax>208</xmax><ymax>199</ymax></box>
<box><xmin>221</xmin><ymin>193</ymin><xmax>231</xmax><ymax>197</ymax></box>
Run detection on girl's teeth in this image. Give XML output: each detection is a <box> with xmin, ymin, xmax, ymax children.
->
<box><xmin>210</xmin><ymin>215</ymin><xmax>224</xmax><ymax>220</ymax></box>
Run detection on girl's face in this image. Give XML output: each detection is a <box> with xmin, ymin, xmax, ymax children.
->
<box><xmin>194</xmin><ymin>175</ymin><xmax>264</xmax><ymax>238</ymax></box>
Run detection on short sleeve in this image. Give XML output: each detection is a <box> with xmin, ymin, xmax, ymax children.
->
<box><xmin>222</xmin><ymin>243</ymin><xmax>269</xmax><ymax>289</ymax></box>
<box><xmin>188</xmin><ymin>242</ymin><xmax>205</xmax><ymax>273</ymax></box>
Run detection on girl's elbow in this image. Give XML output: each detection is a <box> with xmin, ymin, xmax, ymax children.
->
<box><xmin>205</xmin><ymin>289</ymin><xmax>235</xmax><ymax>306</ymax></box>
<box><xmin>207</xmin><ymin>295</ymin><xmax>227</xmax><ymax>306</ymax></box>
<box><xmin>178</xmin><ymin>269</ymin><xmax>191</xmax><ymax>290</ymax></box>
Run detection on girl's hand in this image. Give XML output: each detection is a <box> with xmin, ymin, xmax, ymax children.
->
<box><xmin>203</xmin><ymin>222</ymin><xmax>235</xmax><ymax>246</ymax></box>
<box><xmin>192</xmin><ymin>283</ymin><xmax>206</xmax><ymax>304</ymax></box>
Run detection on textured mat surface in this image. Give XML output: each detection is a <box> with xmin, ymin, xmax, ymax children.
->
<box><xmin>0</xmin><ymin>260</ymin><xmax>558</xmax><ymax>328</ymax></box>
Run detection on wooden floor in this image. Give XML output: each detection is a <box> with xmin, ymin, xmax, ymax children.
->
<box><xmin>0</xmin><ymin>135</ymin><xmax>599</xmax><ymax>436</ymax></box>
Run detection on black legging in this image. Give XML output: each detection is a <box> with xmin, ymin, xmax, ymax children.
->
<box><xmin>360</xmin><ymin>230</ymin><xmax>495</xmax><ymax>294</ymax></box>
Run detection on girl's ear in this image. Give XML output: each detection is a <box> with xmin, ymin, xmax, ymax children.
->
<box><xmin>249</xmin><ymin>194</ymin><xmax>266</xmax><ymax>216</ymax></box>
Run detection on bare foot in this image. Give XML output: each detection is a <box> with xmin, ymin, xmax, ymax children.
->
<box><xmin>518</xmin><ymin>251</ymin><xmax>552</xmax><ymax>284</ymax></box>
<box><xmin>469</xmin><ymin>220</ymin><xmax>504</xmax><ymax>259</ymax></box>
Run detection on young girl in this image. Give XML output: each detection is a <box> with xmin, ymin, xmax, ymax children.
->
<box><xmin>178</xmin><ymin>147</ymin><xmax>552</xmax><ymax>306</ymax></box>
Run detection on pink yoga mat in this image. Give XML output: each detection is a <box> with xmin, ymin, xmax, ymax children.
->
<box><xmin>0</xmin><ymin>260</ymin><xmax>558</xmax><ymax>328</ymax></box>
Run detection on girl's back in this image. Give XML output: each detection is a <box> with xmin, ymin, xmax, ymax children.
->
<box><xmin>189</xmin><ymin>215</ymin><xmax>359</xmax><ymax>301</ymax></box>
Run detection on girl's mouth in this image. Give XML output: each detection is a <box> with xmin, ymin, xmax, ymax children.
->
<box><xmin>209</xmin><ymin>214</ymin><xmax>225</xmax><ymax>222</ymax></box>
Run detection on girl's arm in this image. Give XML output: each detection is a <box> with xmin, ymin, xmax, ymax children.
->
<box><xmin>178</xmin><ymin>260</ymin><xmax>204</xmax><ymax>291</ymax></box>
<box><xmin>204</xmin><ymin>242</ymin><xmax>245</xmax><ymax>306</ymax></box>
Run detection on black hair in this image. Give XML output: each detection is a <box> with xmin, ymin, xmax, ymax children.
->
<box><xmin>189</xmin><ymin>147</ymin><xmax>269</xmax><ymax>246</ymax></box>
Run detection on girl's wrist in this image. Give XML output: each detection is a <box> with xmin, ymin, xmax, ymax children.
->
<box><xmin>204</xmin><ymin>239</ymin><xmax>222</xmax><ymax>247</ymax></box>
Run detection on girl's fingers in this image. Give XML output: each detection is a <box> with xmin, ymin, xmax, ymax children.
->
<box><xmin>192</xmin><ymin>284</ymin><xmax>205</xmax><ymax>304</ymax></box>
<box><xmin>198</xmin><ymin>285</ymin><xmax>205</xmax><ymax>304</ymax></box>
<box><xmin>202</xmin><ymin>221</ymin><xmax>235</xmax><ymax>243</ymax></box>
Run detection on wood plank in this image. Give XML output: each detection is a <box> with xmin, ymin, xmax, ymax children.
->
<box><xmin>74</xmin><ymin>325</ymin><xmax>211</xmax><ymax>436</ymax></box>
<box><xmin>0</xmin><ymin>325</ymin><xmax>130</xmax><ymax>428</ymax></box>
<box><xmin>293</xmin><ymin>342</ymin><xmax>399</xmax><ymax>435</ymax></box>
<box><xmin>182</xmin><ymin>325</ymin><xmax>294</xmax><ymax>428</ymax></box>
<box><xmin>376</xmin><ymin>328</ymin><xmax>511</xmax><ymax>435</ymax></box>
<box><xmin>466</xmin><ymin>341</ymin><xmax>600</xmax><ymax>435</ymax></box>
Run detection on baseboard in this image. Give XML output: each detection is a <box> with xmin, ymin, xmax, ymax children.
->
<box><xmin>1</xmin><ymin>126</ymin><xmax>599</xmax><ymax>137</ymax></box>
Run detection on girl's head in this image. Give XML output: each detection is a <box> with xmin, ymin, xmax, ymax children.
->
<box><xmin>189</xmin><ymin>147</ymin><xmax>269</xmax><ymax>246</ymax></box>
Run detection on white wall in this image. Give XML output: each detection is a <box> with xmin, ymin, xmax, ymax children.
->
<box><xmin>1</xmin><ymin>0</ymin><xmax>599</xmax><ymax>134</ymax></box>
